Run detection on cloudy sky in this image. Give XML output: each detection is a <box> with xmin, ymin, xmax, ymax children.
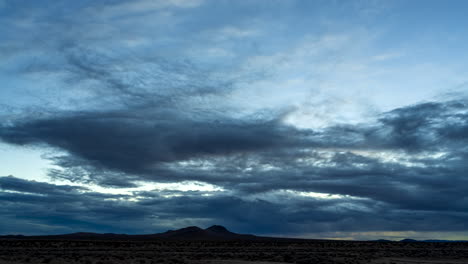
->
<box><xmin>1</xmin><ymin>0</ymin><xmax>468</xmax><ymax>240</ymax></box>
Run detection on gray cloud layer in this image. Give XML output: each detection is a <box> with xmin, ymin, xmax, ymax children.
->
<box><xmin>1</xmin><ymin>98</ymin><xmax>468</xmax><ymax>235</ymax></box>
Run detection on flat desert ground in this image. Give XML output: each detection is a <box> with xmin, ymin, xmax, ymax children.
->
<box><xmin>1</xmin><ymin>239</ymin><xmax>467</xmax><ymax>264</ymax></box>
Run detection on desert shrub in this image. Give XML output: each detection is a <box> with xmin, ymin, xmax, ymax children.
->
<box><xmin>167</xmin><ymin>257</ymin><xmax>185</xmax><ymax>264</ymax></box>
<box><xmin>282</xmin><ymin>253</ymin><xmax>294</xmax><ymax>263</ymax></box>
<box><xmin>82</xmin><ymin>259</ymin><xmax>92</xmax><ymax>264</ymax></box>
<box><xmin>41</xmin><ymin>258</ymin><xmax>53</xmax><ymax>264</ymax></box>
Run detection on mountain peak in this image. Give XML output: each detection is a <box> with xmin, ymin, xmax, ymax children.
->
<box><xmin>400</xmin><ymin>238</ymin><xmax>418</xmax><ymax>242</ymax></box>
<box><xmin>180</xmin><ymin>226</ymin><xmax>202</xmax><ymax>231</ymax></box>
<box><xmin>206</xmin><ymin>225</ymin><xmax>231</xmax><ymax>233</ymax></box>
<box><xmin>163</xmin><ymin>226</ymin><xmax>203</xmax><ymax>234</ymax></box>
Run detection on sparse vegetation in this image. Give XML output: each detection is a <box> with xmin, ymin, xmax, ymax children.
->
<box><xmin>1</xmin><ymin>240</ymin><xmax>467</xmax><ymax>264</ymax></box>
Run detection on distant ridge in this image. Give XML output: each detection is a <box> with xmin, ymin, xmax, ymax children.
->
<box><xmin>399</xmin><ymin>238</ymin><xmax>468</xmax><ymax>243</ymax></box>
<box><xmin>3</xmin><ymin>227</ymin><xmax>466</xmax><ymax>242</ymax></box>
<box><xmin>370</xmin><ymin>238</ymin><xmax>468</xmax><ymax>243</ymax></box>
<box><xmin>0</xmin><ymin>225</ymin><xmax>270</xmax><ymax>241</ymax></box>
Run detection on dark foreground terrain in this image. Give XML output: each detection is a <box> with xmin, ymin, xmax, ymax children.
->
<box><xmin>1</xmin><ymin>239</ymin><xmax>468</xmax><ymax>264</ymax></box>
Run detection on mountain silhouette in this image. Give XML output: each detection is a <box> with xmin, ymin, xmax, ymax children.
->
<box><xmin>3</xmin><ymin>228</ymin><xmax>466</xmax><ymax>242</ymax></box>
<box><xmin>155</xmin><ymin>225</ymin><xmax>257</xmax><ymax>240</ymax></box>
<box><xmin>0</xmin><ymin>225</ymin><xmax>264</xmax><ymax>241</ymax></box>
<box><xmin>398</xmin><ymin>238</ymin><xmax>468</xmax><ymax>243</ymax></box>
<box><xmin>400</xmin><ymin>238</ymin><xmax>418</xmax><ymax>242</ymax></box>
<box><xmin>205</xmin><ymin>225</ymin><xmax>233</xmax><ymax>234</ymax></box>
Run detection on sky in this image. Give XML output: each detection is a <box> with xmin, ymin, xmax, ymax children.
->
<box><xmin>1</xmin><ymin>0</ymin><xmax>468</xmax><ymax>241</ymax></box>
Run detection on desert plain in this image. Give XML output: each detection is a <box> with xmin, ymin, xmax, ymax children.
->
<box><xmin>1</xmin><ymin>239</ymin><xmax>468</xmax><ymax>264</ymax></box>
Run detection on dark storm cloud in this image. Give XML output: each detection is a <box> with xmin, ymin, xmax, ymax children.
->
<box><xmin>2</xmin><ymin>99</ymin><xmax>468</xmax><ymax>235</ymax></box>
<box><xmin>2</xmin><ymin>176</ymin><xmax>468</xmax><ymax>236</ymax></box>
<box><xmin>309</xmin><ymin>100</ymin><xmax>468</xmax><ymax>152</ymax></box>
<box><xmin>0</xmin><ymin>110</ymin><xmax>303</xmax><ymax>178</ymax></box>
<box><xmin>2</xmin><ymin>100</ymin><xmax>468</xmax><ymax>189</ymax></box>
<box><xmin>0</xmin><ymin>175</ymin><xmax>88</xmax><ymax>194</ymax></box>
<box><xmin>0</xmin><ymin>176</ymin><xmax>151</xmax><ymax>234</ymax></box>
<box><xmin>376</xmin><ymin>100</ymin><xmax>468</xmax><ymax>150</ymax></box>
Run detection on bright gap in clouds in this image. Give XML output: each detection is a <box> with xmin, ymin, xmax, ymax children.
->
<box><xmin>0</xmin><ymin>143</ymin><xmax>51</xmax><ymax>181</ymax></box>
<box><xmin>0</xmin><ymin>143</ymin><xmax>225</xmax><ymax>197</ymax></box>
<box><xmin>91</xmin><ymin>180</ymin><xmax>225</xmax><ymax>196</ymax></box>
